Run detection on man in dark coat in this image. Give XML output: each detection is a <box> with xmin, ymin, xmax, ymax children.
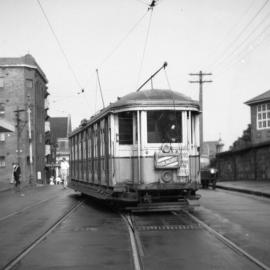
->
<box><xmin>13</xmin><ymin>163</ymin><xmax>22</xmax><ymax>194</ymax></box>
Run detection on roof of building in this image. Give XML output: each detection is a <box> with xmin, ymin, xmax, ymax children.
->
<box><xmin>50</xmin><ymin>117</ymin><xmax>71</xmax><ymax>143</ymax></box>
<box><xmin>245</xmin><ymin>90</ymin><xmax>270</xmax><ymax>106</ymax></box>
<box><xmin>0</xmin><ymin>54</ymin><xmax>48</xmax><ymax>83</ymax></box>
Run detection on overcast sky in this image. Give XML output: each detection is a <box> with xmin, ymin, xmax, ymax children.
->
<box><xmin>1</xmin><ymin>0</ymin><xmax>270</xmax><ymax>149</ymax></box>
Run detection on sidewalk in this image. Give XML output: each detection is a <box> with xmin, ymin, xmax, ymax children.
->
<box><xmin>215</xmin><ymin>181</ymin><xmax>270</xmax><ymax>198</ymax></box>
<box><xmin>0</xmin><ymin>181</ymin><xmax>47</xmax><ymax>193</ymax></box>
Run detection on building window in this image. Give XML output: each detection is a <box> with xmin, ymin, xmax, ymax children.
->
<box><xmin>0</xmin><ymin>133</ymin><xmax>5</xmax><ymax>142</ymax></box>
<box><xmin>0</xmin><ymin>156</ymin><xmax>5</xmax><ymax>167</ymax></box>
<box><xmin>26</xmin><ymin>79</ymin><xmax>33</xmax><ymax>88</ymax></box>
<box><xmin>257</xmin><ymin>104</ymin><xmax>270</xmax><ymax>129</ymax></box>
<box><xmin>0</xmin><ymin>103</ymin><xmax>5</xmax><ymax>118</ymax></box>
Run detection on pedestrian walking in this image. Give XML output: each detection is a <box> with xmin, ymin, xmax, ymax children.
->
<box><xmin>13</xmin><ymin>162</ymin><xmax>23</xmax><ymax>195</ymax></box>
<box><xmin>60</xmin><ymin>158</ymin><xmax>69</xmax><ymax>189</ymax></box>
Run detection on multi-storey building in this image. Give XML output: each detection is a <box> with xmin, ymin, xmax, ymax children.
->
<box><xmin>0</xmin><ymin>54</ymin><xmax>50</xmax><ymax>185</ymax></box>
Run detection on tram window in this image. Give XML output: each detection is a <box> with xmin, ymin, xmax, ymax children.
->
<box><xmin>119</xmin><ymin>112</ymin><xmax>133</xmax><ymax>145</ymax></box>
<box><xmin>147</xmin><ymin>111</ymin><xmax>182</xmax><ymax>143</ymax></box>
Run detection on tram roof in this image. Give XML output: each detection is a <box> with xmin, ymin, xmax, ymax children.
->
<box><xmin>108</xmin><ymin>89</ymin><xmax>199</xmax><ymax>109</ymax></box>
<box><xmin>71</xmin><ymin>89</ymin><xmax>199</xmax><ymax>135</ymax></box>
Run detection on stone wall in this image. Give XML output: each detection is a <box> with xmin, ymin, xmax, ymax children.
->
<box><xmin>216</xmin><ymin>142</ymin><xmax>270</xmax><ymax>181</ymax></box>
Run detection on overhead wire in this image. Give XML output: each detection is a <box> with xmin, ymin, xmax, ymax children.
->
<box><xmin>204</xmin><ymin>0</ymin><xmax>255</xmax><ymax>67</ymax></box>
<box><xmin>136</xmin><ymin>8</ymin><xmax>154</xmax><ymax>87</ymax></box>
<box><xmin>98</xmin><ymin>10</ymin><xmax>149</xmax><ymax>67</ymax></box>
<box><xmin>209</xmin><ymin>0</ymin><xmax>269</xmax><ymax>71</ymax></box>
<box><xmin>82</xmin><ymin>8</ymin><xmax>150</xmax><ymax>105</ymax></box>
<box><xmin>215</xmin><ymin>20</ymin><xmax>270</xmax><ymax>75</ymax></box>
<box><xmin>215</xmin><ymin>11</ymin><xmax>270</xmax><ymax>74</ymax></box>
<box><xmin>36</xmin><ymin>0</ymin><xmax>83</xmax><ymax>92</ymax></box>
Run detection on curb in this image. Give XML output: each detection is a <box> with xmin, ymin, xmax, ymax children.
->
<box><xmin>215</xmin><ymin>184</ymin><xmax>270</xmax><ymax>199</ymax></box>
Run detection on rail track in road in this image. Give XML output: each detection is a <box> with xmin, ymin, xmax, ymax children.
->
<box><xmin>2</xmin><ymin>200</ymin><xmax>84</xmax><ymax>270</ymax></box>
<box><xmin>122</xmin><ymin>210</ymin><xmax>270</xmax><ymax>270</ymax></box>
<box><xmin>2</xmin><ymin>194</ymin><xmax>270</xmax><ymax>270</ymax></box>
<box><xmin>0</xmin><ymin>195</ymin><xmax>60</xmax><ymax>223</ymax></box>
<box><xmin>182</xmin><ymin>210</ymin><xmax>270</xmax><ymax>270</ymax></box>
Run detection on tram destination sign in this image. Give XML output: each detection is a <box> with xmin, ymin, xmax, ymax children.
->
<box><xmin>155</xmin><ymin>153</ymin><xmax>180</xmax><ymax>169</ymax></box>
<box><xmin>155</xmin><ymin>151</ymin><xmax>189</xmax><ymax>175</ymax></box>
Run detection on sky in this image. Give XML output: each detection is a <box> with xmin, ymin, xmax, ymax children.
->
<box><xmin>1</xmin><ymin>0</ymin><xmax>270</xmax><ymax>150</ymax></box>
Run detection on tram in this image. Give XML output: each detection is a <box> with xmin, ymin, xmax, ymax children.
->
<box><xmin>69</xmin><ymin>88</ymin><xmax>201</xmax><ymax>211</ymax></box>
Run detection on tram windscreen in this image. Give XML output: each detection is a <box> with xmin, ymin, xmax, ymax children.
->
<box><xmin>147</xmin><ymin>111</ymin><xmax>182</xmax><ymax>143</ymax></box>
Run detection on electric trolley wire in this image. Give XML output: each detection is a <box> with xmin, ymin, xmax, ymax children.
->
<box><xmin>215</xmin><ymin>11</ymin><xmax>270</xmax><ymax>74</ymax></box>
<box><xmin>215</xmin><ymin>21</ymin><xmax>270</xmax><ymax>75</ymax></box>
<box><xmin>36</xmin><ymin>0</ymin><xmax>83</xmax><ymax>92</ymax></box>
<box><xmin>99</xmin><ymin>10</ymin><xmax>149</xmax><ymax>67</ymax></box>
<box><xmin>136</xmin><ymin>9</ymin><xmax>154</xmax><ymax>87</ymax></box>
<box><xmin>204</xmin><ymin>0</ymin><xmax>255</xmax><ymax>67</ymax></box>
<box><xmin>209</xmin><ymin>0</ymin><xmax>269</xmax><ymax>70</ymax></box>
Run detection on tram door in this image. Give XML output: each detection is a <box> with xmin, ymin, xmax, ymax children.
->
<box><xmin>116</xmin><ymin>111</ymin><xmax>136</xmax><ymax>184</ymax></box>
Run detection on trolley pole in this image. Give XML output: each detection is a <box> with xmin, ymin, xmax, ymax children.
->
<box><xmin>189</xmin><ymin>71</ymin><xmax>212</xmax><ymax>150</ymax></box>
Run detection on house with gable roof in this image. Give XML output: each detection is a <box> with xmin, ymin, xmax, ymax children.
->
<box><xmin>245</xmin><ymin>89</ymin><xmax>270</xmax><ymax>144</ymax></box>
<box><xmin>216</xmin><ymin>89</ymin><xmax>270</xmax><ymax>181</ymax></box>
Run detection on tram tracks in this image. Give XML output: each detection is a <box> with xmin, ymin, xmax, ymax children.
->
<box><xmin>180</xmin><ymin>210</ymin><xmax>270</xmax><ymax>270</ymax></box>
<box><xmin>2</xmin><ymin>200</ymin><xmax>84</xmax><ymax>270</ymax></box>
<box><xmin>121</xmin><ymin>213</ymin><xmax>143</xmax><ymax>270</ymax></box>
<box><xmin>0</xmin><ymin>195</ymin><xmax>60</xmax><ymax>222</ymax></box>
<box><xmin>123</xmin><ymin>210</ymin><xmax>270</xmax><ymax>270</ymax></box>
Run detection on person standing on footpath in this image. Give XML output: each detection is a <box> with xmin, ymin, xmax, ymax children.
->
<box><xmin>13</xmin><ymin>162</ymin><xmax>23</xmax><ymax>196</ymax></box>
<box><xmin>60</xmin><ymin>158</ymin><xmax>69</xmax><ymax>189</ymax></box>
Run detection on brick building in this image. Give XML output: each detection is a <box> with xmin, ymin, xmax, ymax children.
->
<box><xmin>0</xmin><ymin>54</ymin><xmax>50</xmax><ymax>185</ymax></box>
<box><xmin>216</xmin><ymin>90</ymin><xmax>270</xmax><ymax>181</ymax></box>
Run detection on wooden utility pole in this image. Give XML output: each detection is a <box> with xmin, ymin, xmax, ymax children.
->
<box><xmin>14</xmin><ymin>108</ymin><xmax>26</xmax><ymax>164</ymax></box>
<box><xmin>27</xmin><ymin>99</ymin><xmax>34</xmax><ymax>185</ymax></box>
<box><xmin>189</xmin><ymin>71</ymin><xmax>212</xmax><ymax>150</ymax></box>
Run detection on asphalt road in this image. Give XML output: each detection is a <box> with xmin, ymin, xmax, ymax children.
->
<box><xmin>195</xmin><ymin>189</ymin><xmax>270</xmax><ymax>268</ymax></box>
<box><xmin>1</xmin><ymin>186</ymin><xmax>269</xmax><ymax>269</ymax></box>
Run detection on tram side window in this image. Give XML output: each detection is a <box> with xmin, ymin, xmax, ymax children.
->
<box><xmin>147</xmin><ymin>110</ymin><xmax>182</xmax><ymax>143</ymax></box>
<box><xmin>119</xmin><ymin>112</ymin><xmax>133</xmax><ymax>145</ymax></box>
